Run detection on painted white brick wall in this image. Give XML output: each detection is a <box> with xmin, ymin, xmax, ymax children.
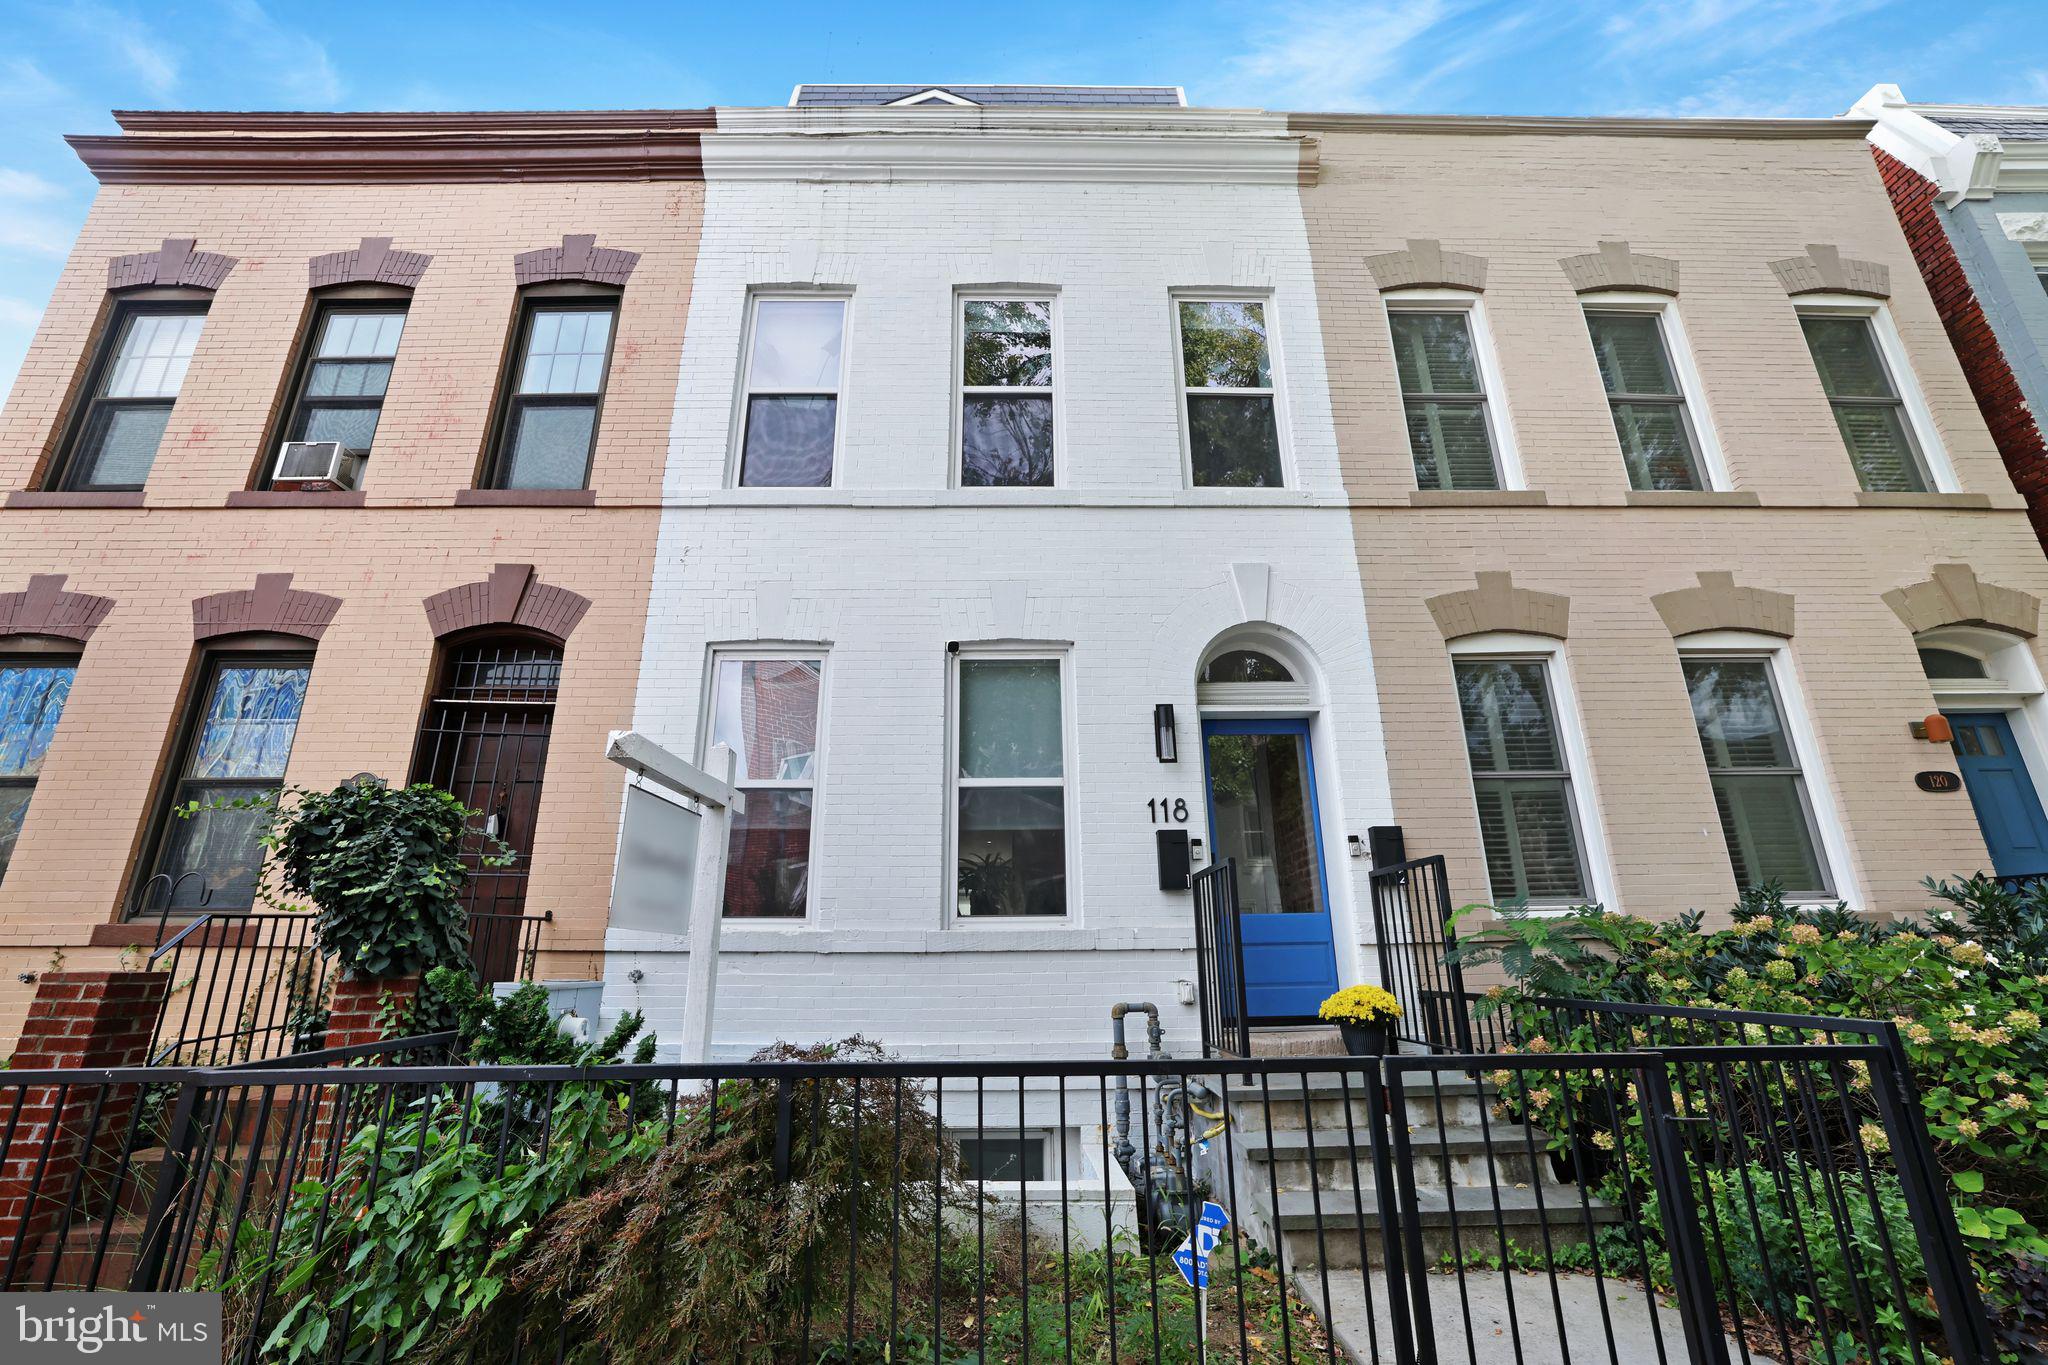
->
<box><xmin>609</xmin><ymin>175</ymin><xmax>1390</xmax><ymax>1060</ymax></box>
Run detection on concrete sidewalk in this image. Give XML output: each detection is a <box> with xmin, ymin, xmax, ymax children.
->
<box><xmin>1294</xmin><ymin>1267</ymin><xmax>1775</xmax><ymax>1364</ymax></box>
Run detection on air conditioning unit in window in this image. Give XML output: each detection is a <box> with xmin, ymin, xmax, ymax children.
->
<box><xmin>271</xmin><ymin>441</ymin><xmax>365</xmax><ymax>493</ymax></box>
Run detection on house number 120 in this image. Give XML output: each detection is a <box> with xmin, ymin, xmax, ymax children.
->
<box><xmin>1148</xmin><ymin>798</ymin><xmax>1189</xmax><ymax>824</ymax></box>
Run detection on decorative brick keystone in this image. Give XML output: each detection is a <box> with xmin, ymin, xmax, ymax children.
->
<box><xmin>0</xmin><ymin>971</ymin><xmax>170</xmax><ymax>1283</ymax></box>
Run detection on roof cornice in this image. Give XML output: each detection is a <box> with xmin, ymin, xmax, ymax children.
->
<box><xmin>1854</xmin><ymin>84</ymin><xmax>2009</xmax><ymax>205</ymax></box>
<box><xmin>68</xmin><ymin>128</ymin><xmax>706</xmax><ymax>184</ymax></box>
<box><xmin>704</xmin><ymin>107</ymin><xmax>1312</xmax><ymax>185</ymax></box>
<box><xmin>1286</xmin><ymin>111</ymin><xmax>1872</xmax><ymax>139</ymax></box>
<box><xmin>112</xmin><ymin>108</ymin><xmax>714</xmax><ymax>133</ymax></box>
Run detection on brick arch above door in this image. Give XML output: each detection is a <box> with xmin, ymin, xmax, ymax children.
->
<box><xmin>1885</xmin><ymin>564</ymin><xmax>2040</xmax><ymax>638</ymax></box>
<box><xmin>422</xmin><ymin>563</ymin><xmax>591</xmax><ymax>643</ymax></box>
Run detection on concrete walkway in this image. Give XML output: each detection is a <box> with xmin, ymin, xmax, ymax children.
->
<box><xmin>1294</xmin><ymin>1268</ymin><xmax>1774</xmax><ymax>1364</ymax></box>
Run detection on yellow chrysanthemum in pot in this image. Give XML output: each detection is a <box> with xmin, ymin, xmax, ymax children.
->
<box><xmin>1318</xmin><ymin>984</ymin><xmax>1403</xmax><ymax>1056</ymax></box>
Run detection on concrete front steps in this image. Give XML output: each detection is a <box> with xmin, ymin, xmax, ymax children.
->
<box><xmin>1213</xmin><ymin>1065</ymin><xmax>1620</xmax><ymax>1272</ymax></box>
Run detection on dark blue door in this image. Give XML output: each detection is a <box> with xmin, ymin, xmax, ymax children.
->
<box><xmin>1947</xmin><ymin>711</ymin><xmax>2048</xmax><ymax>876</ymax></box>
<box><xmin>1201</xmin><ymin>718</ymin><xmax>1340</xmax><ymax>1021</ymax></box>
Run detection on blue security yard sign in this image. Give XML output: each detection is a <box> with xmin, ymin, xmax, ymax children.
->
<box><xmin>1170</xmin><ymin>1201</ymin><xmax>1231</xmax><ymax>1289</ymax></box>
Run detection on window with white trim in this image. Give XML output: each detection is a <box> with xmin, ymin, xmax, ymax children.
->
<box><xmin>709</xmin><ymin>654</ymin><xmax>823</xmax><ymax>918</ymax></box>
<box><xmin>1175</xmin><ymin>297</ymin><xmax>1284</xmax><ymax>488</ymax></box>
<box><xmin>1452</xmin><ymin>656</ymin><xmax>1591</xmax><ymax>904</ymax></box>
<box><xmin>1389</xmin><ymin>296</ymin><xmax>1507</xmax><ymax>491</ymax></box>
<box><xmin>1583</xmin><ymin>302</ymin><xmax>1713</xmax><ymax>491</ymax></box>
<box><xmin>959</xmin><ymin>296</ymin><xmax>1055</xmax><ymax>487</ymax></box>
<box><xmin>1795</xmin><ymin>304</ymin><xmax>1936</xmax><ymax>493</ymax></box>
<box><xmin>738</xmin><ymin>295</ymin><xmax>846</xmax><ymax>487</ymax></box>
<box><xmin>1681</xmin><ymin>653</ymin><xmax>1831</xmax><ymax>897</ymax></box>
<box><xmin>953</xmin><ymin>654</ymin><xmax>1067</xmax><ymax>917</ymax></box>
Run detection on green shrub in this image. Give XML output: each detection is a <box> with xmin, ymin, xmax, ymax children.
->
<box><xmin>197</xmin><ymin>779</ymin><xmax>508</xmax><ymax>981</ymax></box>
<box><xmin>1452</xmin><ymin>878</ymin><xmax>2048</xmax><ymax>1358</ymax></box>
<box><xmin>1700</xmin><ymin>1161</ymin><xmax>1932</xmax><ymax>1363</ymax></box>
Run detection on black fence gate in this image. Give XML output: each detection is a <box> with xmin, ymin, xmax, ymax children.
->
<box><xmin>1192</xmin><ymin>857</ymin><xmax>1250</xmax><ymax>1058</ymax></box>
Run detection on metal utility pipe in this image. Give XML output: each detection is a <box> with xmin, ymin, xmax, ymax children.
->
<box><xmin>1109</xmin><ymin>1001</ymin><xmax>1160</xmax><ymax>1171</ymax></box>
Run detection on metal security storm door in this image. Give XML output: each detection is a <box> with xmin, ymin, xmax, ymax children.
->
<box><xmin>409</xmin><ymin>637</ymin><xmax>560</xmax><ymax>978</ymax></box>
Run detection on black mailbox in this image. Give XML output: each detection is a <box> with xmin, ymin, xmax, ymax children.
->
<box><xmin>1156</xmin><ymin>829</ymin><xmax>1192</xmax><ymax>890</ymax></box>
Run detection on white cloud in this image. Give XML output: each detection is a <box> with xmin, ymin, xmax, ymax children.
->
<box><xmin>0</xmin><ymin>167</ymin><xmax>76</xmax><ymax>259</ymax></box>
<box><xmin>1600</xmin><ymin>0</ymin><xmax>1893</xmax><ymax>65</ymax></box>
<box><xmin>222</xmin><ymin>0</ymin><xmax>343</xmax><ymax>106</ymax></box>
<box><xmin>1214</xmin><ymin>0</ymin><xmax>1456</xmax><ymax>110</ymax></box>
<box><xmin>0</xmin><ymin>169</ymin><xmax>65</xmax><ymax>202</ymax></box>
<box><xmin>55</xmin><ymin>4</ymin><xmax>182</xmax><ymax>99</ymax></box>
<box><xmin>0</xmin><ymin>57</ymin><xmax>71</xmax><ymax>107</ymax></box>
<box><xmin>0</xmin><ymin>297</ymin><xmax>43</xmax><ymax>328</ymax></box>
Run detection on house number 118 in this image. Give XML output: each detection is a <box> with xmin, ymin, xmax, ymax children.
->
<box><xmin>1149</xmin><ymin>798</ymin><xmax>1189</xmax><ymax>824</ymax></box>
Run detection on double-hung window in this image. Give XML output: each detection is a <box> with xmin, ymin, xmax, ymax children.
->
<box><xmin>1682</xmin><ymin>655</ymin><xmax>1831</xmax><ymax>897</ymax></box>
<box><xmin>739</xmin><ymin>296</ymin><xmax>846</xmax><ymax>487</ymax></box>
<box><xmin>0</xmin><ymin>660</ymin><xmax>77</xmax><ymax>883</ymax></box>
<box><xmin>58</xmin><ymin>304</ymin><xmax>207</xmax><ymax>490</ymax></box>
<box><xmin>280</xmin><ymin>304</ymin><xmax>406</xmax><ymax>463</ymax></box>
<box><xmin>488</xmin><ymin>297</ymin><xmax>617</xmax><ymax>490</ymax></box>
<box><xmin>1454</xmin><ymin>658</ymin><xmax>1590</xmax><ymax>904</ymax></box>
<box><xmin>954</xmin><ymin>655</ymin><xmax>1067</xmax><ymax>917</ymax></box>
<box><xmin>960</xmin><ymin>298</ymin><xmax>1054</xmax><ymax>487</ymax></box>
<box><xmin>139</xmin><ymin>655</ymin><xmax>311</xmax><ymax>912</ymax></box>
<box><xmin>1796</xmin><ymin>311</ymin><xmax>1932</xmax><ymax>493</ymax></box>
<box><xmin>1390</xmin><ymin>307</ymin><xmax>1501</xmax><ymax>490</ymax></box>
<box><xmin>1177</xmin><ymin>298</ymin><xmax>1283</xmax><ymax>487</ymax></box>
<box><xmin>709</xmin><ymin>655</ymin><xmax>823</xmax><ymax>918</ymax></box>
<box><xmin>1584</xmin><ymin>307</ymin><xmax>1707</xmax><ymax>491</ymax></box>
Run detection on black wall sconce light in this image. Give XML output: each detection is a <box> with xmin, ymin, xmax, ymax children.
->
<box><xmin>1154</xmin><ymin>703</ymin><xmax>1178</xmax><ymax>762</ymax></box>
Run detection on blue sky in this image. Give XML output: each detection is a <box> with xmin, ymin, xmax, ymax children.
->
<box><xmin>0</xmin><ymin>0</ymin><xmax>2044</xmax><ymax>399</ymax></box>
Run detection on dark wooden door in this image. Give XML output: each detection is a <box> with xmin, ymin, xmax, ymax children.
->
<box><xmin>410</xmin><ymin>640</ymin><xmax>560</xmax><ymax>980</ymax></box>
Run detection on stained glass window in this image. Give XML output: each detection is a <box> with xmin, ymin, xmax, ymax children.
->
<box><xmin>144</xmin><ymin>659</ymin><xmax>311</xmax><ymax>911</ymax></box>
<box><xmin>0</xmin><ymin>663</ymin><xmax>77</xmax><ymax>883</ymax></box>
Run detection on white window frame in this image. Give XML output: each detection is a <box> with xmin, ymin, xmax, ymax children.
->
<box><xmin>945</xmin><ymin>644</ymin><xmax>1078</xmax><ymax>924</ymax></box>
<box><xmin>1676</xmin><ymin>631</ymin><xmax>1856</xmax><ymax>907</ymax></box>
<box><xmin>700</xmin><ymin>646</ymin><xmax>831</xmax><ymax>922</ymax></box>
<box><xmin>729</xmin><ymin>289</ymin><xmax>853</xmax><ymax>489</ymax></box>
<box><xmin>1792</xmin><ymin>294</ymin><xmax>1958</xmax><ymax>494</ymax></box>
<box><xmin>1581</xmin><ymin>292</ymin><xmax>1731</xmax><ymax>492</ymax></box>
<box><xmin>1383</xmin><ymin>288</ymin><xmax>1525</xmax><ymax>491</ymax></box>
<box><xmin>953</xmin><ymin>287</ymin><xmax>1062</xmax><ymax>490</ymax></box>
<box><xmin>1170</xmin><ymin>289</ymin><xmax>1292</xmax><ymax>490</ymax></box>
<box><xmin>1446</xmin><ymin>633</ymin><xmax>1616</xmax><ymax>912</ymax></box>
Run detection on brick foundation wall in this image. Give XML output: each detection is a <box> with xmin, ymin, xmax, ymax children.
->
<box><xmin>0</xmin><ymin>970</ymin><xmax>168</xmax><ymax>1283</ymax></box>
<box><xmin>1873</xmin><ymin>145</ymin><xmax>2048</xmax><ymax>546</ymax></box>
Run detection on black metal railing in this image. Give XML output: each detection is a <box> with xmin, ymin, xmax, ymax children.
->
<box><xmin>0</xmin><ymin>1042</ymin><xmax>1995</xmax><ymax>1364</ymax></box>
<box><xmin>1368</xmin><ymin>853</ymin><xmax>1483</xmax><ymax>1052</ymax></box>
<box><xmin>144</xmin><ymin>908</ymin><xmax>550</xmax><ymax>1066</ymax></box>
<box><xmin>146</xmin><ymin>911</ymin><xmax>335</xmax><ymax>1067</ymax></box>
<box><xmin>1191</xmin><ymin>858</ymin><xmax>1250</xmax><ymax>1058</ymax></box>
<box><xmin>467</xmin><ymin>908</ymin><xmax>551</xmax><ymax>983</ymax></box>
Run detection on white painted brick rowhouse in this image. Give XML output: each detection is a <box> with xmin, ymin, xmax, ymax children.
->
<box><xmin>604</xmin><ymin>109</ymin><xmax>1393</xmax><ymax>1059</ymax></box>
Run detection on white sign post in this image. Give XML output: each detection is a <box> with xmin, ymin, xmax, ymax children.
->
<box><xmin>1171</xmin><ymin>1200</ymin><xmax>1230</xmax><ymax>1362</ymax></box>
<box><xmin>604</xmin><ymin>730</ymin><xmax>745</xmax><ymax>1065</ymax></box>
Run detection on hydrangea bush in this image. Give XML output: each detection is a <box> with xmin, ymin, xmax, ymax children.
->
<box><xmin>1449</xmin><ymin>875</ymin><xmax>2048</xmax><ymax>1356</ymax></box>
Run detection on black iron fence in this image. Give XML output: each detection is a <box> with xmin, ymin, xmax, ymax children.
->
<box><xmin>143</xmin><ymin>908</ymin><xmax>550</xmax><ymax>1066</ymax></box>
<box><xmin>1370</xmin><ymin>854</ymin><xmax>1498</xmax><ymax>1053</ymax></box>
<box><xmin>1192</xmin><ymin>858</ymin><xmax>1250</xmax><ymax>1059</ymax></box>
<box><xmin>0</xmin><ymin>1041</ymin><xmax>1995</xmax><ymax>1364</ymax></box>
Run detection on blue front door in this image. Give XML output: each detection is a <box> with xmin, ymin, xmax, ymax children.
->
<box><xmin>1201</xmin><ymin>718</ymin><xmax>1341</xmax><ymax>1021</ymax></box>
<box><xmin>1947</xmin><ymin>711</ymin><xmax>2048</xmax><ymax>876</ymax></box>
